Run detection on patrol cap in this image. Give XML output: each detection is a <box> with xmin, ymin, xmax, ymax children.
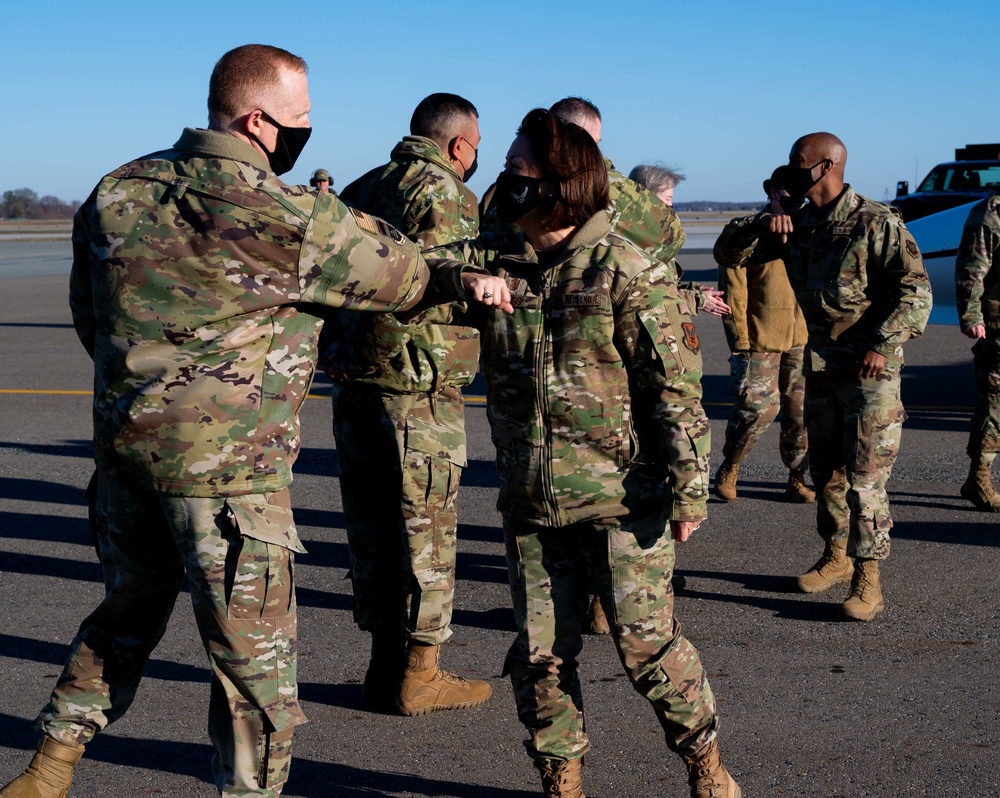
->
<box><xmin>310</xmin><ymin>168</ymin><xmax>332</xmax><ymax>186</ymax></box>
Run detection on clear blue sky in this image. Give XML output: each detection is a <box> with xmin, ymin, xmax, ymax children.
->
<box><xmin>3</xmin><ymin>1</ymin><xmax>997</xmax><ymax>205</ymax></box>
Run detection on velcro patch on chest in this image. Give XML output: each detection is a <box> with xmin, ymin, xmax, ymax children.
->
<box><xmin>552</xmin><ymin>293</ymin><xmax>610</xmax><ymax>308</ymax></box>
<box><xmin>681</xmin><ymin>322</ymin><xmax>701</xmax><ymax>354</ymax></box>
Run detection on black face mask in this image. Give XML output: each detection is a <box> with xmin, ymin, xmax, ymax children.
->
<box><xmin>251</xmin><ymin>110</ymin><xmax>312</xmax><ymax>175</ymax></box>
<box><xmin>493</xmin><ymin>171</ymin><xmax>545</xmax><ymax>223</ymax></box>
<box><xmin>782</xmin><ymin>160</ymin><xmax>826</xmax><ymax>200</ymax></box>
<box><xmin>463</xmin><ymin>150</ymin><xmax>479</xmax><ymax>182</ymax></box>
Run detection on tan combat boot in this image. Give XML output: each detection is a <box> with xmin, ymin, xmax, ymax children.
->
<box><xmin>397</xmin><ymin>643</ymin><xmax>492</xmax><ymax>716</ymax></box>
<box><xmin>786</xmin><ymin>469</ymin><xmax>816</xmax><ymax>503</ymax></box>
<box><xmin>535</xmin><ymin>758</ymin><xmax>585</xmax><ymax>798</ymax></box>
<box><xmin>713</xmin><ymin>460</ymin><xmax>740</xmax><ymax>502</ymax></box>
<box><xmin>584</xmin><ymin>595</ymin><xmax>610</xmax><ymax>635</ymax></box>
<box><xmin>960</xmin><ymin>461</ymin><xmax>1000</xmax><ymax>512</ymax></box>
<box><xmin>841</xmin><ymin>558</ymin><xmax>885</xmax><ymax>621</ymax></box>
<box><xmin>797</xmin><ymin>539</ymin><xmax>854</xmax><ymax>593</ymax></box>
<box><xmin>0</xmin><ymin>737</ymin><xmax>85</xmax><ymax>798</ymax></box>
<box><xmin>681</xmin><ymin>739</ymin><xmax>742</xmax><ymax>798</ymax></box>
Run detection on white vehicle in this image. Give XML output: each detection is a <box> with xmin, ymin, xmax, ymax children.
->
<box><xmin>905</xmin><ymin>200</ymin><xmax>980</xmax><ymax>325</ymax></box>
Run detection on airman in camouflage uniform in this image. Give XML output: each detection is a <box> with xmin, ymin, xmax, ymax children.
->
<box><xmin>713</xmin><ymin>168</ymin><xmax>813</xmax><ymax>503</ymax></box>
<box><xmin>0</xmin><ymin>45</ymin><xmax>436</xmax><ymax>798</ymax></box>
<box><xmin>324</xmin><ymin>93</ymin><xmax>491</xmax><ymax>716</ymax></box>
<box><xmin>956</xmin><ymin>195</ymin><xmax>1000</xmax><ymax>510</ymax></box>
<box><xmin>309</xmin><ymin>167</ymin><xmax>332</xmax><ymax>192</ymax></box>
<box><xmin>766</xmin><ymin>133</ymin><xmax>931</xmax><ymax>622</ymax></box>
<box><xmin>546</xmin><ymin>99</ymin><xmax>696</xmax><ymax>632</ymax></box>
<box><xmin>433</xmin><ymin>108</ymin><xmax>740</xmax><ymax>798</ymax></box>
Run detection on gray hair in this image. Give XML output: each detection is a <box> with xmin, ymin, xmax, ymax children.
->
<box><xmin>628</xmin><ymin>163</ymin><xmax>686</xmax><ymax>194</ymax></box>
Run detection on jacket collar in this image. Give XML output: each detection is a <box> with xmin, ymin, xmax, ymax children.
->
<box><xmin>803</xmin><ymin>183</ymin><xmax>859</xmax><ymax>224</ymax></box>
<box><xmin>505</xmin><ymin>211</ymin><xmax>613</xmax><ymax>266</ymax></box>
<box><xmin>390</xmin><ymin>135</ymin><xmax>463</xmax><ymax>180</ymax></box>
<box><xmin>173</xmin><ymin>128</ymin><xmax>271</xmax><ymax>173</ymax></box>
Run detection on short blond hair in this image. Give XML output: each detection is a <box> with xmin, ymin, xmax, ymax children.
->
<box><xmin>208</xmin><ymin>44</ymin><xmax>307</xmax><ymax>128</ymax></box>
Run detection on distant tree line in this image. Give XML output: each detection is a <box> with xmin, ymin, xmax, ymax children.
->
<box><xmin>1</xmin><ymin>188</ymin><xmax>80</xmax><ymax>220</ymax></box>
<box><xmin>675</xmin><ymin>201</ymin><xmax>759</xmax><ymax>212</ymax></box>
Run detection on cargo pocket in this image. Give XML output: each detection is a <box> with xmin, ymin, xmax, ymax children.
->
<box><xmin>609</xmin><ymin>525</ymin><xmax>674</xmax><ymax>627</ymax></box>
<box><xmin>853</xmin><ymin>403</ymin><xmax>906</xmax><ymax>475</ymax></box>
<box><xmin>225</xmin><ymin>493</ymin><xmax>306</xmax><ymax>621</ymax></box>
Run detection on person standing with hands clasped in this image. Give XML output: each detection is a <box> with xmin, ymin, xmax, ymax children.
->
<box><xmin>763</xmin><ymin>133</ymin><xmax>931</xmax><ymax>621</ymax></box>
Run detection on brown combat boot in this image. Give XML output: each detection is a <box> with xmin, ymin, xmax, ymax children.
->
<box><xmin>397</xmin><ymin>643</ymin><xmax>492</xmax><ymax>716</ymax></box>
<box><xmin>713</xmin><ymin>460</ymin><xmax>740</xmax><ymax>502</ymax></box>
<box><xmin>362</xmin><ymin>629</ymin><xmax>406</xmax><ymax>713</ymax></box>
<box><xmin>841</xmin><ymin>558</ymin><xmax>885</xmax><ymax>621</ymax></box>
<box><xmin>535</xmin><ymin>758</ymin><xmax>585</xmax><ymax>798</ymax></box>
<box><xmin>797</xmin><ymin>539</ymin><xmax>854</xmax><ymax>594</ymax></box>
<box><xmin>584</xmin><ymin>595</ymin><xmax>610</xmax><ymax>635</ymax></box>
<box><xmin>0</xmin><ymin>737</ymin><xmax>85</xmax><ymax>798</ymax></box>
<box><xmin>681</xmin><ymin>739</ymin><xmax>741</xmax><ymax>798</ymax></box>
<box><xmin>960</xmin><ymin>461</ymin><xmax>1000</xmax><ymax>512</ymax></box>
<box><xmin>786</xmin><ymin>469</ymin><xmax>816</xmax><ymax>503</ymax></box>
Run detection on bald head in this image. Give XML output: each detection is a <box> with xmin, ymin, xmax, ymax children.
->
<box><xmin>791</xmin><ymin>132</ymin><xmax>846</xmax><ymax>170</ymax></box>
<box><xmin>788</xmin><ymin>132</ymin><xmax>847</xmax><ymax>205</ymax></box>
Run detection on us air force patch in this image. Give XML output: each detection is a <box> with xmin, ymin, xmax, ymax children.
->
<box><xmin>681</xmin><ymin>322</ymin><xmax>701</xmax><ymax>354</ymax></box>
<box><xmin>905</xmin><ymin>238</ymin><xmax>920</xmax><ymax>259</ymax></box>
<box><xmin>350</xmin><ymin>208</ymin><xmax>405</xmax><ymax>243</ymax></box>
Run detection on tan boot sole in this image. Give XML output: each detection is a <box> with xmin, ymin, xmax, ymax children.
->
<box><xmin>397</xmin><ymin>693</ymin><xmax>491</xmax><ymax>716</ymax></box>
<box><xmin>797</xmin><ymin>570</ymin><xmax>853</xmax><ymax>594</ymax></box>
<box><xmin>842</xmin><ymin>597</ymin><xmax>885</xmax><ymax>621</ymax></box>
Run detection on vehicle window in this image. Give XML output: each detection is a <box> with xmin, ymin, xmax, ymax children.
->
<box><xmin>917</xmin><ymin>164</ymin><xmax>1000</xmax><ymax>192</ymax></box>
<box><xmin>977</xmin><ymin>165</ymin><xmax>1000</xmax><ymax>189</ymax></box>
<box><xmin>917</xmin><ymin>167</ymin><xmax>947</xmax><ymax>192</ymax></box>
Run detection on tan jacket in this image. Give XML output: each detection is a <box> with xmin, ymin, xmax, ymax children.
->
<box><xmin>714</xmin><ymin>209</ymin><xmax>807</xmax><ymax>353</ymax></box>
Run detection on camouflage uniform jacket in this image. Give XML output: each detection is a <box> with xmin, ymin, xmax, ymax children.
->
<box><xmin>785</xmin><ymin>185</ymin><xmax>932</xmax><ymax>372</ymax></box>
<box><xmin>714</xmin><ymin>206</ymin><xmax>808</xmax><ymax>353</ymax></box>
<box><xmin>956</xmin><ymin>195</ymin><xmax>1000</xmax><ymax>332</ymax></box>
<box><xmin>331</xmin><ymin>135</ymin><xmax>480</xmax><ymax>395</ymax></box>
<box><xmin>70</xmin><ymin>127</ymin><xmax>431</xmax><ymax>498</ymax></box>
<box><xmin>329</xmin><ymin>136</ymin><xmax>481</xmax><ymax>463</ymax></box>
<box><xmin>436</xmin><ymin>212</ymin><xmax>710</xmax><ymax>528</ymax></box>
<box><xmin>605</xmin><ymin>157</ymin><xmax>684</xmax><ymax>276</ymax></box>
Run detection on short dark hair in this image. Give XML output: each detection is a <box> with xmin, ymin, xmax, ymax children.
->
<box><xmin>517</xmin><ymin>108</ymin><xmax>609</xmax><ymax>230</ymax></box>
<box><xmin>410</xmin><ymin>93</ymin><xmax>479</xmax><ymax>148</ymax></box>
<box><xmin>549</xmin><ymin>97</ymin><xmax>602</xmax><ymax>130</ymax></box>
<box><xmin>208</xmin><ymin>44</ymin><xmax>308</xmax><ymax>128</ymax></box>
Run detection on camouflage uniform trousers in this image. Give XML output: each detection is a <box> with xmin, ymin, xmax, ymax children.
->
<box><xmin>967</xmin><ymin>333</ymin><xmax>1000</xmax><ymax>462</ymax></box>
<box><xmin>333</xmin><ymin>385</ymin><xmax>461</xmax><ymax>645</ymax></box>
<box><xmin>723</xmin><ymin>345</ymin><xmax>809</xmax><ymax>470</ymax></box>
<box><xmin>805</xmin><ymin>363</ymin><xmax>906</xmax><ymax>561</ymax></box>
<box><xmin>502</xmin><ymin>516</ymin><xmax>718</xmax><ymax>764</ymax></box>
<box><xmin>35</xmin><ymin>470</ymin><xmax>306</xmax><ymax>797</ymax></box>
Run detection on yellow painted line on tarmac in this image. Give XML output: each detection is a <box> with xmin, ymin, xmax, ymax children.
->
<box><xmin>0</xmin><ymin>388</ymin><xmax>969</xmax><ymax>413</ymax></box>
<box><xmin>0</xmin><ymin>388</ymin><xmax>91</xmax><ymax>395</ymax></box>
<box><xmin>305</xmin><ymin>391</ymin><xmax>488</xmax><ymax>406</ymax></box>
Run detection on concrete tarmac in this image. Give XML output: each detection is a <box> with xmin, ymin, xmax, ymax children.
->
<box><xmin>0</xmin><ymin>244</ymin><xmax>997</xmax><ymax>798</ymax></box>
